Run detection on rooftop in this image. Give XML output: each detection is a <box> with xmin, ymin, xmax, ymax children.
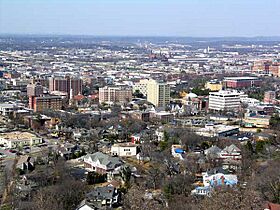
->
<box><xmin>0</xmin><ymin>131</ymin><xmax>38</xmax><ymax>140</ymax></box>
<box><xmin>224</xmin><ymin>77</ymin><xmax>260</xmax><ymax>81</ymax></box>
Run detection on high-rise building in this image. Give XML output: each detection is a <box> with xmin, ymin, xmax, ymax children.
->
<box><xmin>27</xmin><ymin>83</ymin><xmax>44</xmax><ymax>97</ymax></box>
<box><xmin>146</xmin><ymin>79</ymin><xmax>170</xmax><ymax>107</ymax></box>
<box><xmin>29</xmin><ymin>95</ymin><xmax>63</xmax><ymax>112</ymax></box>
<box><xmin>133</xmin><ymin>79</ymin><xmax>149</xmax><ymax>96</ymax></box>
<box><xmin>49</xmin><ymin>77</ymin><xmax>83</xmax><ymax>98</ymax></box>
<box><xmin>99</xmin><ymin>86</ymin><xmax>132</xmax><ymax>104</ymax></box>
<box><xmin>209</xmin><ymin>90</ymin><xmax>242</xmax><ymax>111</ymax></box>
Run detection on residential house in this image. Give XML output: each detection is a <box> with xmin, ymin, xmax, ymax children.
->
<box><xmin>171</xmin><ymin>145</ymin><xmax>185</xmax><ymax>160</ymax></box>
<box><xmin>131</xmin><ymin>134</ymin><xmax>141</xmax><ymax>144</ymax></box>
<box><xmin>83</xmin><ymin>152</ymin><xmax>123</xmax><ymax>176</ymax></box>
<box><xmin>155</xmin><ymin>127</ymin><xmax>165</xmax><ymax>141</ymax></box>
<box><xmin>57</xmin><ymin>143</ymin><xmax>80</xmax><ymax>159</ymax></box>
<box><xmin>192</xmin><ymin>167</ymin><xmax>238</xmax><ymax>196</ymax></box>
<box><xmin>77</xmin><ymin>186</ymin><xmax>120</xmax><ymax>210</ymax></box>
<box><xmin>219</xmin><ymin>144</ymin><xmax>242</xmax><ymax>160</ymax></box>
<box><xmin>204</xmin><ymin>145</ymin><xmax>222</xmax><ymax>159</ymax></box>
<box><xmin>202</xmin><ymin>170</ymin><xmax>238</xmax><ymax>187</ymax></box>
<box><xmin>191</xmin><ymin>186</ymin><xmax>211</xmax><ymax>196</ymax></box>
<box><xmin>76</xmin><ymin>199</ymin><xmax>96</xmax><ymax>210</ymax></box>
<box><xmin>111</xmin><ymin>143</ymin><xmax>138</xmax><ymax>157</ymax></box>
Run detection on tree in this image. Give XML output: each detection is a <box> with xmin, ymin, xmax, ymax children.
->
<box><xmin>120</xmin><ymin>166</ymin><xmax>132</xmax><ymax>187</ymax></box>
<box><xmin>162</xmin><ymin>174</ymin><xmax>194</xmax><ymax>200</ymax></box>
<box><xmin>123</xmin><ymin>185</ymin><xmax>167</xmax><ymax>210</ymax></box>
<box><xmin>146</xmin><ymin>165</ymin><xmax>164</xmax><ymax>190</ymax></box>
<box><xmin>198</xmin><ymin>187</ymin><xmax>264</xmax><ymax>210</ymax></box>
<box><xmin>133</xmin><ymin>89</ymin><xmax>144</xmax><ymax>98</ymax></box>
<box><xmin>30</xmin><ymin>178</ymin><xmax>85</xmax><ymax>210</ymax></box>
<box><xmin>253</xmin><ymin>159</ymin><xmax>280</xmax><ymax>204</ymax></box>
<box><xmin>270</xmin><ymin>114</ymin><xmax>280</xmax><ymax>130</ymax></box>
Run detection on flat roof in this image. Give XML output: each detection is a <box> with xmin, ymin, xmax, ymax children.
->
<box><xmin>209</xmin><ymin>90</ymin><xmax>242</xmax><ymax>96</ymax></box>
<box><xmin>0</xmin><ymin>103</ymin><xmax>16</xmax><ymax>108</ymax></box>
<box><xmin>0</xmin><ymin>131</ymin><xmax>39</xmax><ymax>140</ymax></box>
<box><xmin>112</xmin><ymin>142</ymin><xmax>137</xmax><ymax>147</ymax></box>
<box><xmin>224</xmin><ymin>77</ymin><xmax>260</xmax><ymax>81</ymax></box>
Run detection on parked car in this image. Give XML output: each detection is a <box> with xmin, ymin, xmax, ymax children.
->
<box><xmin>0</xmin><ymin>153</ymin><xmax>7</xmax><ymax>158</ymax></box>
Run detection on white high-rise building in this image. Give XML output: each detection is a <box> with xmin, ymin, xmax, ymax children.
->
<box><xmin>133</xmin><ymin>79</ymin><xmax>170</xmax><ymax>107</ymax></box>
<box><xmin>133</xmin><ymin>79</ymin><xmax>149</xmax><ymax>96</ymax></box>
<box><xmin>209</xmin><ymin>90</ymin><xmax>242</xmax><ymax>111</ymax></box>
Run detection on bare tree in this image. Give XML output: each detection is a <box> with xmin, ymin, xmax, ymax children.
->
<box><xmin>198</xmin><ymin>187</ymin><xmax>264</xmax><ymax>210</ymax></box>
<box><xmin>123</xmin><ymin>185</ymin><xmax>167</xmax><ymax>210</ymax></box>
<box><xmin>253</xmin><ymin>159</ymin><xmax>280</xmax><ymax>204</ymax></box>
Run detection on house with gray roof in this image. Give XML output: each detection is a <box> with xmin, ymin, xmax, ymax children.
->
<box><xmin>204</xmin><ymin>145</ymin><xmax>222</xmax><ymax>159</ymax></box>
<box><xmin>76</xmin><ymin>186</ymin><xmax>120</xmax><ymax>210</ymax></box>
<box><xmin>220</xmin><ymin>144</ymin><xmax>242</xmax><ymax>160</ymax></box>
<box><xmin>83</xmin><ymin>152</ymin><xmax>124</xmax><ymax>175</ymax></box>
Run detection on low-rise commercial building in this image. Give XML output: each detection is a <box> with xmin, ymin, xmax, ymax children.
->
<box><xmin>205</xmin><ymin>80</ymin><xmax>223</xmax><ymax>91</ymax></box>
<box><xmin>0</xmin><ymin>131</ymin><xmax>43</xmax><ymax>148</ymax></box>
<box><xmin>196</xmin><ymin>124</ymin><xmax>239</xmax><ymax>137</ymax></box>
<box><xmin>224</xmin><ymin>77</ymin><xmax>261</xmax><ymax>89</ymax></box>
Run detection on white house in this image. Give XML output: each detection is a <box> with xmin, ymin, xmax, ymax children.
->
<box><xmin>83</xmin><ymin>152</ymin><xmax>123</xmax><ymax>174</ymax></box>
<box><xmin>171</xmin><ymin>145</ymin><xmax>185</xmax><ymax>160</ymax></box>
<box><xmin>111</xmin><ymin>143</ymin><xmax>138</xmax><ymax>157</ymax></box>
<box><xmin>155</xmin><ymin>127</ymin><xmax>165</xmax><ymax>141</ymax></box>
<box><xmin>220</xmin><ymin>144</ymin><xmax>242</xmax><ymax>160</ymax></box>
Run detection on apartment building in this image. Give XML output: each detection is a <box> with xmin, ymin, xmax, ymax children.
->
<box><xmin>49</xmin><ymin>77</ymin><xmax>83</xmax><ymax>98</ymax></box>
<box><xmin>146</xmin><ymin>79</ymin><xmax>170</xmax><ymax>107</ymax></box>
<box><xmin>27</xmin><ymin>83</ymin><xmax>44</xmax><ymax>97</ymax></box>
<box><xmin>29</xmin><ymin>95</ymin><xmax>63</xmax><ymax>112</ymax></box>
<box><xmin>133</xmin><ymin>79</ymin><xmax>149</xmax><ymax>96</ymax></box>
<box><xmin>99</xmin><ymin>86</ymin><xmax>132</xmax><ymax>104</ymax></box>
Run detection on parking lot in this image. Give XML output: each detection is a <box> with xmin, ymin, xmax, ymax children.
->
<box><xmin>0</xmin><ymin>148</ymin><xmax>16</xmax><ymax>159</ymax></box>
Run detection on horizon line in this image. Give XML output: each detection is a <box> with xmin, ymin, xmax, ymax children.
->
<box><xmin>1</xmin><ymin>33</ymin><xmax>280</xmax><ymax>39</ymax></box>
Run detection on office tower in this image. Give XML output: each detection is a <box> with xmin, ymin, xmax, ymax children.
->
<box><xmin>99</xmin><ymin>86</ymin><xmax>132</xmax><ymax>104</ymax></box>
<box><xmin>49</xmin><ymin>77</ymin><xmax>83</xmax><ymax>98</ymax></box>
<box><xmin>146</xmin><ymin>79</ymin><xmax>170</xmax><ymax>107</ymax></box>
<box><xmin>209</xmin><ymin>90</ymin><xmax>241</xmax><ymax>111</ymax></box>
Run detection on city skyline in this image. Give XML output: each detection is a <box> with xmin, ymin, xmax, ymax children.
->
<box><xmin>1</xmin><ymin>0</ymin><xmax>280</xmax><ymax>37</ymax></box>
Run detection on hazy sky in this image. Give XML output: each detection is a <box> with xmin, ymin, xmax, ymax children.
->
<box><xmin>0</xmin><ymin>0</ymin><xmax>280</xmax><ymax>37</ymax></box>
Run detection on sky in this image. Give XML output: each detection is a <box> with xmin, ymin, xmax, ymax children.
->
<box><xmin>0</xmin><ymin>0</ymin><xmax>280</xmax><ymax>37</ymax></box>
